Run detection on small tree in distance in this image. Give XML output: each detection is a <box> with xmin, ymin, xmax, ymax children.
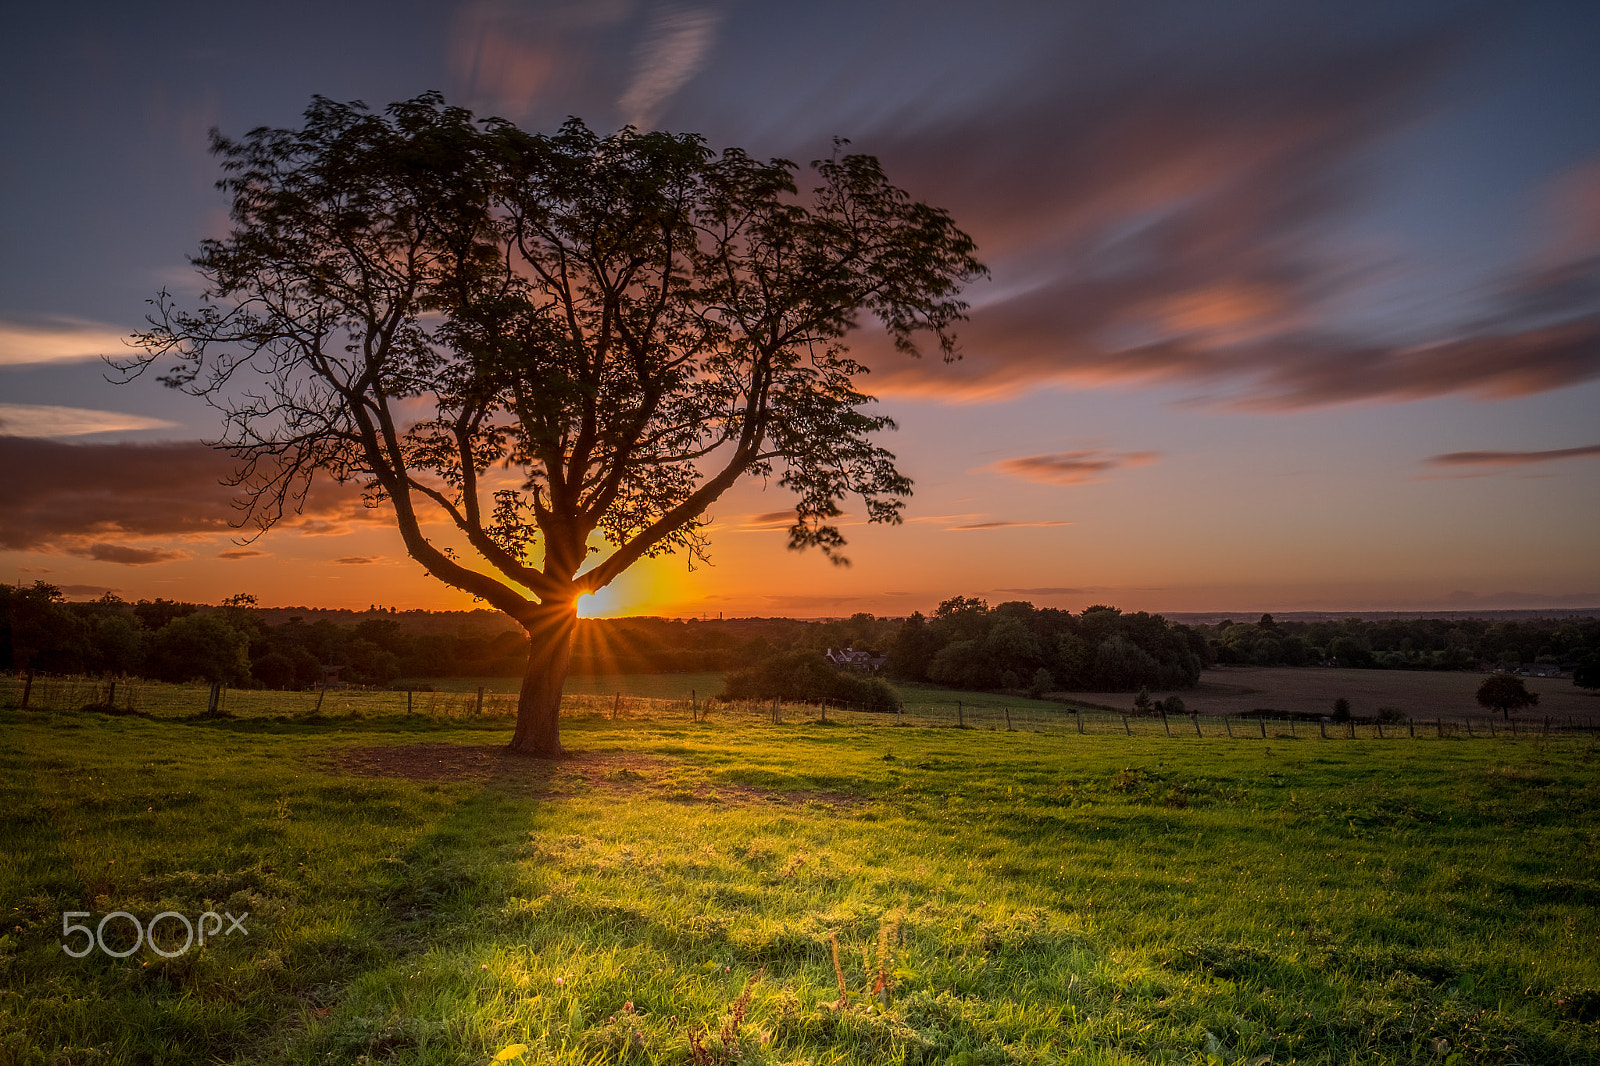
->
<box><xmin>1476</xmin><ymin>673</ymin><xmax>1540</xmax><ymax>720</ymax></box>
<box><xmin>119</xmin><ymin>94</ymin><xmax>985</xmax><ymax>756</ymax></box>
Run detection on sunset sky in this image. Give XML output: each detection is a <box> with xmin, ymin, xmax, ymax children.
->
<box><xmin>2</xmin><ymin>0</ymin><xmax>1598</xmax><ymax>617</ymax></box>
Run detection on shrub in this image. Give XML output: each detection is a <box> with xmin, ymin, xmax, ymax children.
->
<box><xmin>722</xmin><ymin>651</ymin><xmax>902</xmax><ymax>712</ymax></box>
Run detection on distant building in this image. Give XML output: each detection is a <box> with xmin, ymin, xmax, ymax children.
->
<box><xmin>825</xmin><ymin>646</ymin><xmax>887</xmax><ymax>672</ymax></box>
<box><xmin>1496</xmin><ymin>662</ymin><xmax>1562</xmax><ymax>678</ymax></box>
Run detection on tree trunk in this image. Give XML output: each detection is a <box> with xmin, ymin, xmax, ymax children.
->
<box><xmin>509</xmin><ymin>600</ymin><xmax>577</xmax><ymax>756</ymax></box>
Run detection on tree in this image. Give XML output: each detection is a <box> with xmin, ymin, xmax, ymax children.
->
<box><xmin>120</xmin><ymin>94</ymin><xmax>984</xmax><ymax>755</ymax></box>
<box><xmin>143</xmin><ymin>613</ymin><xmax>252</xmax><ymax>685</ymax></box>
<box><xmin>1475</xmin><ymin>673</ymin><xmax>1540</xmax><ymax>719</ymax></box>
<box><xmin>1574</xmin><ymin>656</ymin><xmax>1600</xmax><ymax>691</ymax></box>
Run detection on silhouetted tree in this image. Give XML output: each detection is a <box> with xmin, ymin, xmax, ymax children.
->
<box><xmin>121</xmin><ymin>94</ymin><xmax>983</xmax><ymax>755</ymax></box>
<box><xmin>1475</xmin><ymin>673</ymin><xmax>1539</xmax><ymax>719</ymax></box>
<box><xmin>1575</xmin><ymin>656</ymin><xmax>1600</xmax><ymax>691</ymax></box>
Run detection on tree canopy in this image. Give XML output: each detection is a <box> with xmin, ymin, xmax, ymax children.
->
<box><xmin>120</xmin><ymin>94</ymin><xmax>984</xmax><ymax>754</ymax></box>
<box><xmin>1475</xmin><ymin>673</ymin><xmax>1540</xmax><ymax>719</ymax></box>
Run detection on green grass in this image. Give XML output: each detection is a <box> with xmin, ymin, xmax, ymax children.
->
<box><xmin>2</xmin><ymin>702</ymin><xmax>1598</xmax><ymax>1064</ymax></box>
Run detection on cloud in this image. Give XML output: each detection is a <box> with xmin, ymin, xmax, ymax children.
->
<box><xmin>619</xmin><ymin>5</ymin><xmax>723</xmax><ymax>127</ymax></box>
<box><xmin>992</xmin><ymin>450</ymin><xmax>1160</xmax><ymax>486</ymax></box>
<box><xmin>60</xmin><ymin>585</ymin><xmax>119</xmax><ymax>598</ymax></box>
<box><xmin>946</xmin><ymin>519</ymin><xmax>1074</xmax><ymax>531</ymax></box>
<box><xmin>832</xmin><ymin>17</ymin><xmax>1600</xmax><ymax>410</ymax></box>
<box><xmin>0</xmin><ymin>403</ymin><xmax>178</xmax><ymax>438</ymax></box>
<box><xmin>1424</xmin><ymin>443</ymin><xmax>1600</xmax><ymax>467</ymax></box>
<box><xmin>0</xmin><ymin>437</ymin><xmax>383</xmax><ymax>555</ymax></box>
<box><xmin>217</xmin><ymin>548</ymin><xmax>269</xmax><ymax>560</ymax></box>
<box><xmin>84</xmin><ymin>543</ymin><xmax>186</xmax><ymax>566</ymax></box>
<box><xmin>0</xmin><ymin>317</ymin><xmax>132</xmax><ymax>366</ymax></box>
<box><xmin>334</xmin><ymin>556</ymin><xmax>381</xmax><ymax>565</ymax></box>
<box><xmin>739</xmin><ymin>510</ymin><xmax>799</xmax><ymax>531</ymax></box>
<box><xmin>448</xmin><ymin>0</ymin><xmax>631</xmax><ymax>118</ymax></box>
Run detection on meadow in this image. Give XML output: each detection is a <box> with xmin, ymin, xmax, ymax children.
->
<box><xmin>3</xmin><ymin>687</ymin><xmax>1598</xmax><ymax>1065</ymax></box>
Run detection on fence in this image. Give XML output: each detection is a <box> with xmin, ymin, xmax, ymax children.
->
<box><xmin>4</xmin><ymin>671</ymin><xmax>1596</xmax><ymax>742</ymax></box>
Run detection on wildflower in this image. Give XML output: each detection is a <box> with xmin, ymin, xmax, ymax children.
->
<box><xmin>623</xmin><ymin>1001</ymin><xmax>634</xmax><ymax>1013</ymax></box>
<box><xmin>554</xmin><ymin>976</ymin><xmax>565</xmax><ymax>986</ymax></box>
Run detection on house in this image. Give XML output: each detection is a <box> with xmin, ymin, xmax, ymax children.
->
<box><xmin>1497</xmin><ymin>662</ymin><xmax>1561</xmax><ymax>678</ymax></box>
<box><xmin>825</xmin><ymin>646</ymin><xmax>887</xmax><ymax>673</ymax></box>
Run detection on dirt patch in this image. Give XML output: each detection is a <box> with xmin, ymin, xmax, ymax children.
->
<box><xmin>330</xmin><ymin>743</ymin><xmax>860</xmax><ymax>807</ymax></box>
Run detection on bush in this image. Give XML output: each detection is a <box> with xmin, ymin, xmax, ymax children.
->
<box><xmin>722</xmin><ymin>651</ymin><xmax>902</xmax><ymax>712</ymax></box>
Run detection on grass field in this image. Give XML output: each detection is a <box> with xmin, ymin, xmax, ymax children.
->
<box><xmin>3</xmin><ymin>698</ymin><xmax>1598</xmax><ymax>1065</ymax></box>
<box><xmin>1067</xmin><ymin>666</ymin><xmax>1600</xmax><ymax>722</ymax></box>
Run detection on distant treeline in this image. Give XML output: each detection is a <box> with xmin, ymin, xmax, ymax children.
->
<box><xmin>4</xmin><ymin>582</ymin><xmax>1597</xmax><ymax>691</ymax></box>
<box><xmin>0</xmin><ymin>583</ymin><xmax>889</xmax><ymax>688</ymax></box>
<box><xmin>1206</xmin><ymin>613</ymin><xmax>1600</xmax><ymax>670</ymax></box>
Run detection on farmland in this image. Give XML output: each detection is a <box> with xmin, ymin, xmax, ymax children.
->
<box><xmin>1064</xmin><ymin>665</ymin><xmax>1600</xmax><ymax>721</ymax></box>
<box><xmin>3</xmin><ymin>694</ymin><xmax>1598</xmax><ymax>1064</ymax></box>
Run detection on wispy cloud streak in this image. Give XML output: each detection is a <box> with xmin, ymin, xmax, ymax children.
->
<box><xmin>0</xmin><ymin>403</ymin><xmax>177</xmax><ymax>438</ymax></box>
<box><xmin>1425</xmin><ymin>443</ymin><xmax>1600</xmax><ymax>467</ymax></box>
<box><xmin>0</xmin><ymin>318</ymin><xmax>130</xmax><ymax>366</ymax></box>
<box><xmin>619</xmin><ymin>5</ymin><xmax>722</xmax><ymax>127</ymax></box>
<box><xmin>992</xmin><ymin>450</ymin><xmax>1160</xmax><ymax>486</ymax></box>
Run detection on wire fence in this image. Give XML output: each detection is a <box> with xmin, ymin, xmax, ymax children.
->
<box><xmin>4</xmin><ymin>671</ymin><xmax>1597</xmax><ymax>742</ymax></box>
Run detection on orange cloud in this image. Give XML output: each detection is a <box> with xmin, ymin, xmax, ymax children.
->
<box><xmin>992</xmin><ymin>450</ymin><xmax>1160</xmax><ymax>486</ymax></box>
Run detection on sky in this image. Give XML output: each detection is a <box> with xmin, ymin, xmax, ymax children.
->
<box><xmin>2</xmin><ymin>0</ymin><xmax>1598</xmax><ymax>618</ymax></box>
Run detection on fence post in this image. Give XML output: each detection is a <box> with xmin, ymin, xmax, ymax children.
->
<box><xmin>1437</xmin><ymin>717</ymin><xmax>1444</xmax><ymax>737</ymax></box>
<box><xmin>1076</xmin><ymin>710</ymin><xmax>1084</xmax><ymax>735</ymax></box>
<box><xmin>206</xmin><ymin>681</ymin><xmax>220</xmax><ymax>715</ymax></box>
<box><xmin>1005</xmin><ymin>706</ymin><xmax>1013</xmax><ymax>732</ymax></box>
<box><xmin>1161</xmin><ymin>710</ymin><xmax>1171</xmax><ymax>738</ymax></box>
<box><xmin>1408</xmin><ymin>718</ymin><xmax>1414</xmax><ymax>739</ymax></box>
<box><xmin>1488</xmin><ymin>718</ymin><xmax>1496</xmax><ymax>738</ymax></box>
<box><xmin>107</xmin><ymin>680</ymin><xmax>117</xmax><ymax>709</ymax></box>
<box><xmin>1544</xmin><ymin>716</ymin><xmax>1550</xmax><ymax>736</ymax></box>
<box><xmin>476</xmin><ymin>687</ymin><xmax>485</xmax><ymax>716</ymax></box>
<box><xmin>1224</xmin><ymin>716</ymin><xmax>1233</xmax><ymax>738</ymax></box>
<box><xmin>1289</xmin><ymin>718</ymin><xmax>1296</xmax><ymax>737</ymax></box>
<box><xmin>821</xmin><ymin>699</ymin><xmax>827</xmax><ymax>723</ymax></box>
<box><xmin>407</xmin><ymin>688</ymin><xmax>413</xmax><ymax>714</ymax></box>
<box><xmin>1122</xmin><ymin>713</ymin><xmax>1131</xmax><ymax>735</ymax></box>
<box><xmin>1318</xmin><ymin>718</ymin><xmax>1327</xmax><ymax>739</ymax></box>
<box><xmin>1376</xmin><ymin>720</ymin><xmax>1383</xmax><ymax>739</ymax></box>
<box><xmin>1259</xmin><ymin>718</ymin><xmax>1267</xmax><ymax>739</ymax></box>
<box><xmin>1464</xmin><ymin>718</ymin><xmax>1472</xmax><ymax>737</ymax></box>
<box><xmin>1346</xmin><ymin>720</ymin><xmax>1355</xmax><ymax>739</ymax></box>
<box><xmin>957</xmin><ymin>701</ymin><xmax>964</xmax><ymax>728</ymax></box>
